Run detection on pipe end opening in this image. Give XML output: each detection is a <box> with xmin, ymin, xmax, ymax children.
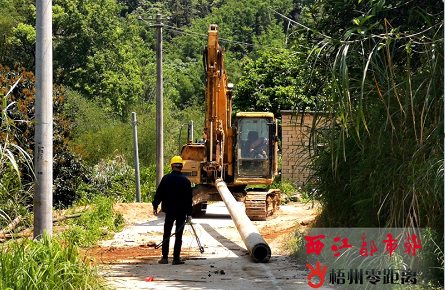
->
<box><xmin>252</xmin><ymin>243</ymin><xmax>271</xmax><ymax>263</ymax></box>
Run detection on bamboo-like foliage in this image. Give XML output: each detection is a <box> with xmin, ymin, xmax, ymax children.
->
<box><xmin>0</xmin><ymin>97</ymin><xmax>34</xmax><ymax>228</ymax></box>
<box><xmin>307</xmin><ymin>0</ymin><xmax>444</xmax><ymax>225</ymax></box>
<box><xmin>305</xmin><ymin>2</ymin><xmax>443</xmax><ymax>281</ymax></box>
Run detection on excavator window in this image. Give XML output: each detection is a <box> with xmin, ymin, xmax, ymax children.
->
<box><xmin>236</xmin><ymin>117</ymin><xmax>273</xmax><ymax>177</ymax></box>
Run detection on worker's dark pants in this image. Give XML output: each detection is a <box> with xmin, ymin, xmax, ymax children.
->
<box><xmin>162</xmin><ymin>213</ymin><xmax>186</xmax><ymax>260</ymax></box>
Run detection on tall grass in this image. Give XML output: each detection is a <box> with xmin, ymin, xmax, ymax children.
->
<box><xmin>0</xmin><ymin>234</ymin><xmax>111</xmax><ymax>290</ymax></box>
<box><xmin>61</xmin><ymin>195</ymin><xmax>125</xmax><ymax>248</ymax></box>
<box><xmin>301</xmin><ymin>1</ymin><xmax>444</xmax><ymax>286</ymax></box>
<box><xmin>310</xmin><ymin>2</ymin><xmax>443</xmax><ymax>231</ymax></box>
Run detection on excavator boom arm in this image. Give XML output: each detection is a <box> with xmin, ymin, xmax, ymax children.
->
<box><xmin>203</xmin><ymin>25</ymin><xmax>233</xmax><ymax>174</ymax></box>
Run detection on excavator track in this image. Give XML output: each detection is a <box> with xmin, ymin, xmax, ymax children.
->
<box><xmin>245</xmin><ymin>189</ymin><xmax>281</xmax><ymax>221</ymax></box>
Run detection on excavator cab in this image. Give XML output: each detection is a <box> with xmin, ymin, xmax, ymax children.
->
<box><xmin>234</xmin><ymin>112</ymin><xmax>277</xmax><ymax>183</ymax></box>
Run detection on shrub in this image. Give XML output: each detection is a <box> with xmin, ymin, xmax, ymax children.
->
<box><xmin>61</xmin><ymin>196</ymin><xmax>125</xmax><ymax>248</ymax></box>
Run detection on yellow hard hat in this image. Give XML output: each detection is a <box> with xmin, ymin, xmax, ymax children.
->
<box><xmin>170</xmin><ymin>156</ymin><xmax>183</xmax><ymax>166</ymax></box>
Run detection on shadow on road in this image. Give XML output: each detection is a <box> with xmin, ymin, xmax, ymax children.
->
<box><xmin>199</xmin><ymin>223</ymin><xmax>247</xmax><ymax>254</ymax></box>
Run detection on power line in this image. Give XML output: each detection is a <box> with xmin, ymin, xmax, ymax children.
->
<box><xmin>269</xmin><ymin>8</ymin><xmax>444</xmax><ymax>45</ymax></box>
<box><xmin>163</xmin><ymin>24</ymin><xmax>286</xmax><ymax>51</ymax></box>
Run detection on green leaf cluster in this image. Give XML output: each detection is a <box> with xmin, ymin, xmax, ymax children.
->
<box><xmin>0</xmin><ymin>0</ymin><xmax>36</xmax><ymax>69</ymax></box>
<box><xmin>233</xmin><ymin>49</ymin><xmax>322</xmax><ymax>116</ymax></box>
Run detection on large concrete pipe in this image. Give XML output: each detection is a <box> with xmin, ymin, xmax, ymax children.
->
<box><xmin>215</xmin><ymin>179</ymin><xmax>271</xmax><ymax>262</ymax></box>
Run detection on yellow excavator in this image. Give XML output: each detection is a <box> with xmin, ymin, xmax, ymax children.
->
<box><xmin>180</xmin><ymin>24</ymin><xmax>281</xmax><ymax>221</ymax></box>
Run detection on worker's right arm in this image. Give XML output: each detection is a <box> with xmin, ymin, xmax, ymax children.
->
<box><xmin>152</xmin><ymin>177</ymin><xmax>165</xmax><ymax>213</ymax></box>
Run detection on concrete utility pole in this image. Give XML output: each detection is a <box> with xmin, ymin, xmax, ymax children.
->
<box><xmin>152</xmin><ymin>14</ymin><xmax>164</xmax><ymax>188</ymax></box>
<box><xmin>132</xmin><ymin>112</ymin><xmax>141</xmax><ymax>202</ymax></box>
<box><xmin>34</xmin><ymin>0</ymin><xmax>53</xmax><ymax>239</ymax></box>
<box><xmin>137</xmin><ymin>14</ymin><xmax>166</xmax><ymax>187</ymax></box>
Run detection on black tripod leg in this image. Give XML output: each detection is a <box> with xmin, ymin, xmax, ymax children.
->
<box><xmin>189</xmin><ymin>222</ymin><xmax>205</xmax><ymax>254</ymax></box>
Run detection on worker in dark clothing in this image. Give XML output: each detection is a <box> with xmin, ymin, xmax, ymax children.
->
<box><xmin>152</xmin><ymin>156</ymin><xmax>193</xmax><ymax>265</ymax></box>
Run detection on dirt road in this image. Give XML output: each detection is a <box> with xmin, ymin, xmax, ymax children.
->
<box><xmin>92</xmin><ymin>201</ymin><xmax>331</xmax><ymax>289</ymax></box>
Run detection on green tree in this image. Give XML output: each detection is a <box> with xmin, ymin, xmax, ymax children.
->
<box><xmin>117</xmin><ymin>0</ymin><xmax>139</xmax><ymax>16</ymax></box>
<box><xmin>0</xmin><ymin>0</ymin><xmax>35</xmax><ymax>69</ymax></box>
<box><xmin>163</xmin><ymin>0</ymin><xmax>295</xmax><ymax>111</ymax></box>
<box><xmin>168</xmin><ymin>0</ymin><xmax>196</xmax><ymax>27</ymax></box>
<box><xmin>233</xmin><ymin>48</ymin><xmax>326</xmax><ymax>116</ymax></box>
<box><xmin>163</xmin><ymin>58</ymin><xmax>205</xmax><ymax>110</ymax></box>
<box><xmin>168</xmin><ymin>0</ymin><xmax>292</xmax><ymax>61</ymax></box>
<box><xmin>53</xmin><ymin>0</ymin><xmax>153</xmax><ymax>117</ymax></box>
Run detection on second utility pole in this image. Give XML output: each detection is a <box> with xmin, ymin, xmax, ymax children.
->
<box><xmin>151</xmin><ymin>14</ymin><xmax>164</xmax><ymax>187</ymax></box>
